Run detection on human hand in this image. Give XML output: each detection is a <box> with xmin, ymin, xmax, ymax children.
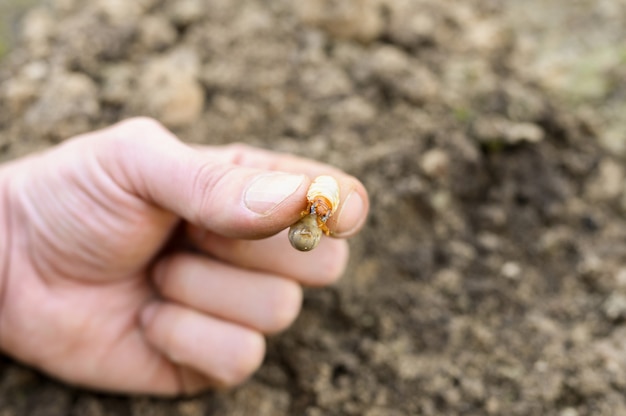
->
<box><xmin>0</xmin><ymin>118</ymin><xmax>368</xmax><ymax>395</ymax></box>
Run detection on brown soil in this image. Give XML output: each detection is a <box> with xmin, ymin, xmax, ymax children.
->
<box><xmin>2</xmin><ymin>1</ymin><xmax>626</xmax><ymax>415</ymax></box>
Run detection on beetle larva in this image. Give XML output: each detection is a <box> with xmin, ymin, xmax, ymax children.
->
<box><xmin>288</xmin><ymin>175</ymin><xmax>340</xmax><ymax>251</ymax></box>
<box><xmin>305</xmin><ymin>175</ymin><xmax>340</xmax><ymax>235</ymax></box>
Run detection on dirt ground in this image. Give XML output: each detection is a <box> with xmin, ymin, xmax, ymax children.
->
<box><xmin>1</xmin><ymin>0</ymin><xmax>626</xmax><ymax>415</ymax></box>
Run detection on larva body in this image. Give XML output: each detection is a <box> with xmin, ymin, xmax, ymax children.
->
<box><xmin>288</xmin><ymin>175</ymin><xmax>340</xmax><ymax>251</ymax></box>
<box><xmin>288</xmin><ymin>214</ymin><xmax>323</xmax><ymax>251</ymax></box>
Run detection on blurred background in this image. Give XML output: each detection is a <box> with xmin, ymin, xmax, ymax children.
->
<box><xmin>0</xmin><ymin>0</ymin><xmax>38</xmax><ymax>57</ymax></box>
<box><xmin>1</xmin><ymin>1</ymin><xmax>626</xmax><ymax>415</ymax></box>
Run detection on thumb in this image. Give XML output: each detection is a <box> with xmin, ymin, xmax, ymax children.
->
<box><xmin>92</xmin><ymin>118</ymin><xmax>309</xmax><ymax>239</ymax></box>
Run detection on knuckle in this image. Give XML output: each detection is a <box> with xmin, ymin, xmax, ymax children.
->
<box><xmin>99</xmin><ymin>117</ymin><xmax>173</xmax><ymax>156</ymax></box>
<box><xmin>142</xmin><ymin>304</ymin><xmax>184</xmax><ymax>363</ymax></box>
<box><xmin>106</xmin><ymin>117</ymin><xmax>176</xmax><ymax>149</ymax></box>
<box><xmin>223</xmin><ymin>142</ymin><xmax>272</xmax><ymax>168</ymax></box>
<box><xmin>225</xmin><ymin>142</ymin><xmax>253</xmax><ymax>154</ymax></box>
<box><xmin>116</xmin><ymin>117</ymin><xmax>166</xmax><ymax>134</ymax></box>
<box><xmin>187</xmin><ymin>160</ymin><xmax>232</xmax><ymax>224</ymax></box>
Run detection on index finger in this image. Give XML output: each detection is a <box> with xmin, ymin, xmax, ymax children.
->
<box><xmin>196</xmin><ymin>143</ymin><xmax>369</xmax><ymax>238</ymax></box>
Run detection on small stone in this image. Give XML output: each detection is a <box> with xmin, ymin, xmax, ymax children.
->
<box><xmin>501</xmin><ymin>261</ymin><xmax>521</xmax><ymax>279</ymax></box>
<box><xmin>559</xmin><ymin>408</ymin><xmax>579</xmax><ymax>416</ymax></box>
<box><xmin>364</xmin><ymin>408</ymin><xmax>405</xmax><ymax>416</ymax></box>
<box><xmin>295</xmin><ymin>0</ymin><xmax>384</xmax><ymax>43</ymax></box>
<box><xmin>21</xmin><ymin>8</ymin><xmax>56</xmax><ymax>55</ymax></box>
<box><xmin>585</xmin><ymin>158</ymin><xmax>624</xmax><ymax>202</ymax></box>
<box><xmin>448</xmin><ymin>240</ymin><xmax>477</xmax><ymax>262</ymax></box>
<box><xmin>299</xmin><ymin>64</ymin><xmax>353</xmax><ymax>99</ymax></box>
<box><xmin>132</xmin><ymin>49</ymin><xmax>205</xmax><ymax>127</ymax></box>
<box><xmin>430</xmin><ymin>190</ymin><xmax>452</xmax><ymax>213</ymax></box>
<box><xmin>485</xmin><ymin>397</ymin><xmax>500</xmax><ymax>414</ymax></box>
<box><xmin>420</xmin><ymin>149</ymin><xmax>450</xmax><ymax>179</ymax></box>
<box><xmin>3</xmin><ymin>77</ymin><xmax>39</xmax><ymax>115</ymax></box>
<box><xmin>176</xmin><ymin>398</ymin><xmax>205</xmax><ymax>416</ymax></box>
<box><xmin>201</xmin><ymin>61</ymin><xmax>245</xmax><ymax>90</ymax></box>
<box><xmin>466</xmin><ymin>18</ymin><xmax>507</xmax><ymax>53</ymax></box>
<box><xmin>328</xmin><ymin>96</ymin><xmax>376</xmax><ymax>126</ymax></box>
<box><xmin>573</xmin><ymin>367</ymin><xmax>608</xmax><ymax>396</ymax></box>
<box><xmin>71</xmin><ymin>396</ymin><xmax>105</xmax><ymax>416</ymax></box>
<box><xmin>474</xmin><ymin>117</ymin><xmax>545</xmax><ymax>145</ymax></box>
<box><xmin>94</xmin><ymin>0</ymin><xmax>145</xmax><ymax>23</ymax></box>
<box><xmin>603</xmin><ymin>292</ymin><xmax>626</xmax><ymax>321</ymax></box>
<box><xmin>505</xmin><ymin>122</ymin><xmax>545</xmax><ymax>143</ymax></box>
<box><xmin>101</xmin><ymin>64</ymin><xmax>135</xmax><ymax>104</ymax></box>
<box><xmin>615</xmin><ymin>268</ymin><xmax>626</xmax><ymax>287</ymax></box>
<box><xmin>394</xmin><ymin>354</ymin><xmax>424</xmax><ymax>380</ymax></box>
<box><xmin>139</xmin><ymin>15</ymin><xmax>178</xmax><ymax>50</ymax></box>
<box><xmin>368</xmin><ymin>46</ymin><xmax>411</xmax><ymax>77</ymax></box>
<box><xmin>22</xmin><ymin>60</ymin><xmax>49</xmax><ymax>81</ymax></box>
<box><xmin>386</xmin><ymin>0</ymin><xmax>438</xmax><ymax>47</ymax></box>
<box><xmin>434</xmin><ymin>269</ymin><xmax>462</xmax><ymax>293</ymax></box>
<box><xmin>168</xmin><ymin>0</ymin><xmax>206</xmax><ymax>25</ymax></box>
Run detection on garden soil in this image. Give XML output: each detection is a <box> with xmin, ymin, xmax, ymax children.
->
<box><xmin>1</xmin><ymin>1</ymin><xmax>626</xmax><ymax>415</ymax></box>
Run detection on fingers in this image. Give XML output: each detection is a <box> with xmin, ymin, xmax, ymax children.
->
<box><xmin>196</xmin><ymin>143</ymin><xmax>369</xmax><ymax>238</ymax></box>
<box><xmin>140</xmin><ymin>302</ymin><xmax>265</xmax><ymax>388</ymax></box>
<box><xmin>80</xmin><ymin>118</ymin><xmax>368</xmax><ymax>239</ymax></box>
<box><xmin>188</xmin><ymin>227</ymin><xmax>349</xmax><ymax>287</ymax></box>
<box><xmin>87</xmin><ymin>118</ymin><xmax>311</xmax><ymax>239</ymax></box>
<box><xmin>153</xmin><ymin>253</ymin><xmax>303</xmax><ymax>334</ymax></box>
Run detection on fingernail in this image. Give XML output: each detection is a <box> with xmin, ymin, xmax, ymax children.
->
<box><xmin>140</xmin><ymin>302</ymin><xmax>160</xmax><ymax>327</ymax></box>
<box><xmin>244</xmin><ymin>173</ymin><xmax>305</xmax><ymax>215</ymax></box>
<box><xmin>334</xmin><ymin>190</ymin><xmax>365</xmax><ymax>237</ymax></box>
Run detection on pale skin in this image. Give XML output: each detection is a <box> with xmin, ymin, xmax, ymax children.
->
<box><xmin>0</xmin><ymin>118</ymin><xmax>369</xmax><ymax>395</ymax></box>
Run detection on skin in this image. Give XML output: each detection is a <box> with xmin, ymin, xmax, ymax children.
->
<box><xmin>0</xmin><ymin>118</ymin><xmax>369</xmax><ymax>396</ymax></box>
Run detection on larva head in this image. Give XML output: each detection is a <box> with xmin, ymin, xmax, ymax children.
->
<box><xmin>288</xmin><ymin>214</ymin><xmax>323</xmax><ymax>251</ymax></box>
<box><xmin>311</xmin><ymin>196</ymin><xmax>333</xmax><ymax>219</ymax></box>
